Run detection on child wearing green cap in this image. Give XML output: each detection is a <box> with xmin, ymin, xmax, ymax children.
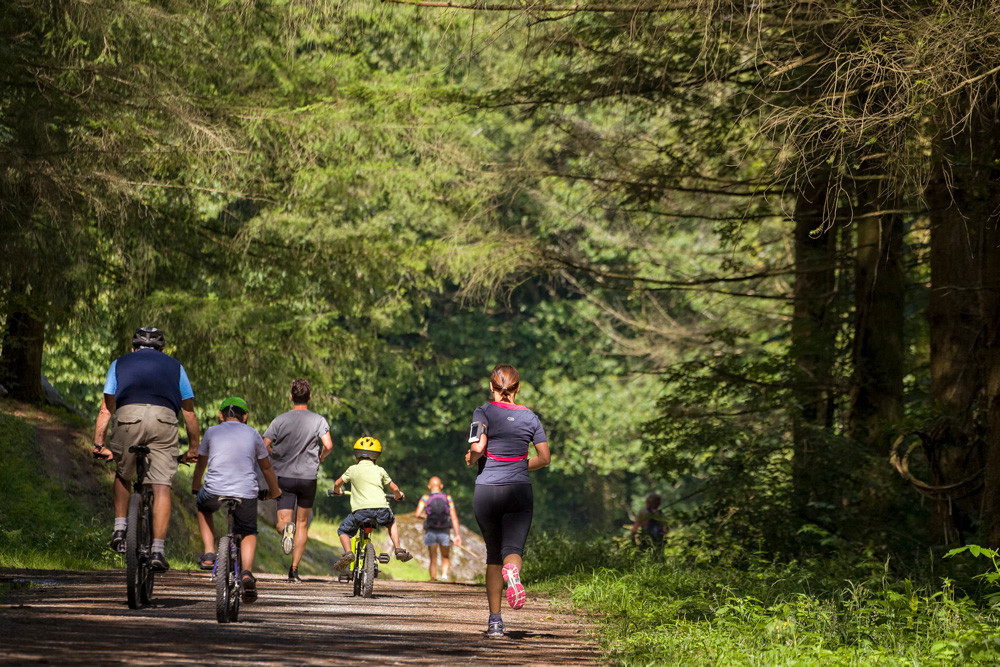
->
<box><xmin>192</xmin><ymin>397</ymin><xmax>280</xmax><ymax>602</ymax></box>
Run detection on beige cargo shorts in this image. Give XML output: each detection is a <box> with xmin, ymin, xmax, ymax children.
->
<box><xmin>109</xmin><ymin>403</ymin><xmax>181</xmax><ymax>486</ymax></box>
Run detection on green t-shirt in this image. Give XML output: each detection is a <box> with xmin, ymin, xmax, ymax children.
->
<box><xmin>342</xmin><ymin>459</ymin><xmax>392</xmax><ymax>511</ymax></box>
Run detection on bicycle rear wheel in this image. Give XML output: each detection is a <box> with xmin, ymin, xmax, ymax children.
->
<box><xmin>352</xmin><ymin>549</ymin><xmax>363</xmax><ymax>597</ymax></box>
<box><xmin>360</xmin><ymin>542</ymin><xmax>376</xmax><ymax>598</ymax></box>
<box><xmin>228</xmin><ymin>540</ymin><xmax>241</xmax><ymax>622</ymax></box>
<box><xmin>216</xmin><ymin>536</ymin><xmax>233</xmax><ymax>623</ymax></box>
<box><xmin>125</xmin><ymin>494</ymin><xmax>144</xmax><ymax>609</ymax></box>
<box><xmin>139</xmin><ymin>495</ymin><xmax>154</xmax><ymax>605</ymax></box>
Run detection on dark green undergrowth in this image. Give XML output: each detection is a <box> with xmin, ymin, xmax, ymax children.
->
<box><xmin>0</xmin><ymin>411</ymin><xmax>117</xmax><ymax>570</ymax></box>
<box><xmin>526</xmin><ymin>530</ymin><xmax>1000</xmax><ymax>665</ymax></box>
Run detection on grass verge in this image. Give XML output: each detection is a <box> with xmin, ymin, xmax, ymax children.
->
<box><xmin>527</xmin><ymin>530</ymin><xmax>1000</xmax><ymax>665</ymax></box>
<box><xmin>0</xmin><ymin>410</ymin><xmax>117</xmax><ymax>570</ymax></box>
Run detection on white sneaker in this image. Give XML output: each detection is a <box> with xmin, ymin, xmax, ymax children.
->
<box><xmin>281</xmin><ymin>523</ymin><xmax>295</xmax><ymax>555</ymax></box>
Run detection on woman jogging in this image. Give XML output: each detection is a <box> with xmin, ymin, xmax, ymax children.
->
<box><xmin>465</xmin><ymin>364</ymin><xmax>550</xmax><ymax>639</ymax></box>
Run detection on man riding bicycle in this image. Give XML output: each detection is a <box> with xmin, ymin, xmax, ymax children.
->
<box><xmin>92</xmin><ymin>326</ymin><xmax>200</xmax><ymax>572</ymax></box>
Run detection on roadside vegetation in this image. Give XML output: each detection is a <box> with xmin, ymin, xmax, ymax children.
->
<box><xmin>0</xmin><ymin>410</ymin><xmax>114</xmax><ymax>570</ymax></box>
<box><xmin>525</xmin><ymin>531</ymin><xmax>1000</xmax><ymax>665</ymax></box>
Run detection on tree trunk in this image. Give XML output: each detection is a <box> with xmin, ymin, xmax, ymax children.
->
<box><xmin>847</xmin><ymin>179</ymin><xmax>905</xmax><ymax>531</ymax></box>
<box><xmin>790</xmin><ymin>171</ymin><xmax>839</xmax><ymax>520</ymax></box>
<box><xmin>849</xmin><ymin>196</ymin><xmax>905</xmax><ymax>448</ymax></box>
<box><xmin>980</xmin><ymin>217</ymin><xmax>1000</xmax><ymax>547</ymax></box>
<box><xmin>925</xmin><ymin>163</ymin><xmax>985</xmax><ymax>545</ymax></box>
<box><xmin>0</xmin><ymin>288</ymin><xmax>46</xmax><ymax>404</ymax></box>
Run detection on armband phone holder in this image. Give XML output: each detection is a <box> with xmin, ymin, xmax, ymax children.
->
<box><xmin>468</xmin><ymin>421</ymin><xmax>484</xmax><ymax>443</ymax></box>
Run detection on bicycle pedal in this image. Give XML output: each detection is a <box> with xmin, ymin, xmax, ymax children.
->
<box><xmin>378</xmin><ymin>553</ymin><xmax>391</xmax><ymax>564</ymax></box>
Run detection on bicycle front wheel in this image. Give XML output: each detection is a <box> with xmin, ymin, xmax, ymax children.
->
<box><xmin>360</xmin><ymin>542</ymin><xmax>376</xmax><ymax>598</ymax></box>
<box><xmin>216</xmin><ymin>536</ymin><xmax>233</xmax><ymax>623</ymax></box>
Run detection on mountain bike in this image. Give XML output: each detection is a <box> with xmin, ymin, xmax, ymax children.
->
<box><xmin>94</xmin><ymin>445</ymin><xmax>187</xmax><ymax>609</ymax></box>
<box><xmin>124</xmin><ymin>444</ymin><xmax>155</xmax><ymax>609</ymax></box>
<box><xmin>326</xmin><ymin>490</ymin><xmax>393</xmax><ymax>598</ymax></box>
<box><xmin>210</xmin><ymin>491</ymin><xmax>267</xmax><ymax>623</ymax></box>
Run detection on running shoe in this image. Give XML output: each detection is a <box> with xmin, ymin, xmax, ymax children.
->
<box><xmin>149</xmin><ymin>552</ymin><xmax>170</xmax><ymax>572</ymax></box>
<box><xmin>109</xmin><ymin>530</ymin><xmax>126</xmax><ymax>554</ymax></box>
<box><xmin>487</xmin><ymin>617</ymin><xmax>505</xmax><ymax>638</ymax></box>
<box><xmin>241</xmin><ymin>572</ymin><xmax>257</xmax><ymax>603</ymax></box>
<box><xmin>334</xmin><ymin>552</ymin><xmax>355</xmax><ymax>571</ymax></box>
<box><xmin>281</xmin><ymin>522</ymin><xmax>295</xmax><ymax>555</ymax></box>
<box><xmin>502</xmin><ymin>563</ymin><xmax>525</xmax><ymax>609</ymax></box>
<box><xmin>394</xmin><ymin>548</ymin><xmax>413</xmax><ymax>562</ymax></box>
<box><xmin>288</xmin><ymin>566</ymin><xmax>302</xmax><ymax>583</ymax></box>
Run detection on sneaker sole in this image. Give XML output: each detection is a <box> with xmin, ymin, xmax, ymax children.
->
<box><xmin>242</xmin><ymin>579</ymin><xmax>257</xmax><ymax>603</ymax></box>
<box><xmin>502</xmin><ymin>564</ymin><xmax>525</xmax><ymax>609</ymax></box>
<box><xmin>281</xmin><ymin>524</ymin><xmax>295</xmax><ymax>555</ymax></box>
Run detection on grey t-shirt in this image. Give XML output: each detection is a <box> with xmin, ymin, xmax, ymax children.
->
<box><xmin>472</xmin><ymin>401</ymin><xmax>547</xmax><ymax>486</ymax></box>
<box><xmin>199</xmin><ymin>421</ymin><xmax>269</xmax><ymax>498</ymax></box>
<box><xmin>263</xmin><ymin>408</ymin><xmax>331</xmax><ymax>479</ymax></box>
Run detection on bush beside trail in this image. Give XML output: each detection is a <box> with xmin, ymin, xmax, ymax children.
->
<box><xmin>525</xmin><ymin>530</ymin><xmax>1000</xmax><ymax>665</ymax></box>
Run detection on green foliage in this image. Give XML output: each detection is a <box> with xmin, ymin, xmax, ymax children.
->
<box><xmin>561</xmin><ymin>538</ymin><xmax>1000</xmax><ymax>666</ymax></box>
<box><xmin>946</xmin><ymin>545</ymin><xmax>1000</xmax><ymax>607</ymax></box>
<box><xmin>0</xmin><ymin>412</ymin><xmax>116</xmax><ymax>570</ymax></box>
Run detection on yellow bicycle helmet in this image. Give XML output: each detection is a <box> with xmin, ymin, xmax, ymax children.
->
<box><xmin>353</xmin><ymin>436</ymin><xmax>382</xmax><ymax>460</ymax></box>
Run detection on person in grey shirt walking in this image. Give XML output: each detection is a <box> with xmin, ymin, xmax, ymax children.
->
<box><xmin>263</xmin><ymin>378</ymin><xmax>334</xmax><ymax>582</ymax></box>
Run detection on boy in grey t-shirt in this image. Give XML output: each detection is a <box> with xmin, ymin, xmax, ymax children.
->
<box><xmin>262</xmin><ymin>378</ymin><xmax>334</xmax><ymax>582</ymax></box>
<box><xmin>192</xmin><ymin>397</ymin><xmax>280</xmax><ymax>603</ymax></box>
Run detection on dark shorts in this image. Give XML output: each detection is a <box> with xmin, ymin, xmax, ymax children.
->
<box><xmin>473</xmin><ymin>483</ymin><xmax>533</xmax><ymax>565</ymax></box>
<box><xmin>276</xmin><ymin>476</ymin><xmax>317</xmax><ymax>512</ymax></box>
<box><xmin>196</xmin><ymin>488</ymin><xmax>258</xmax><ymax>536</ymax></box>
<box><xmin>338</xmin><ymin>508</ymin><xmax>395</xmax><ymax>537</ymax></box>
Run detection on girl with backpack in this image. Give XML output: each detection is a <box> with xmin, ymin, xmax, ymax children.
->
<box><xmin>465</xmin><ymin>364</ymin><xmax>550</xmax><ymax>638</ymax></box>
<box><xmin>414</xmin><ymin>476</ymin><xmax>462</xmax><ymax>581</ymax></box>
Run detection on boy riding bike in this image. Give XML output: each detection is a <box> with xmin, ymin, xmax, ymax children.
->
<box><xmin>331</xmin><ymin>437</ymin><xmax>413</xmax><ymax>569</ymax></box>
<box><xmin>191</xmin><ymin>397</ymin><xmax>280</xmax><ymax>602</ymax></box>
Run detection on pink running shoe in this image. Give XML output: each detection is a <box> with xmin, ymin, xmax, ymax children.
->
<box><xmin>502</xmin><ymin>563</ymin><xmax>526</xmax><ymax>609</ymax></box>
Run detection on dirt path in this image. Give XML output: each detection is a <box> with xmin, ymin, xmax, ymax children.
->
<box><xmin>0</xmin><ymin>568</ymin><xmax>603</xmax><ymax>665</ymax></box>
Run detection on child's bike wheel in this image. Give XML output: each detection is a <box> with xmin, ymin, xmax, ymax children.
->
<box><xmin>215</xmin><ymin>536</ymin><xmax>233</xmax><ymax>623</ymax></box>
<box><xmin>360</xmin><ymin>543</ymin><xmax>376</xmax><ymax>598</ymax></box>
<box><xmin>227</xmin><ymin>542</ymin><xmax>240</xmax><ymax>622</ymax></box>
<box><xmin>352</xmin><ymin>553</ymin><xmax>363</xmax><ymax>597</ymax></box>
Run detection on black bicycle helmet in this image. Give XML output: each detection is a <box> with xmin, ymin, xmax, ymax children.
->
<box><xmin>132</xmin><ymin>326</ymin><xmax>165</xmax><ymax>350</ymax></box>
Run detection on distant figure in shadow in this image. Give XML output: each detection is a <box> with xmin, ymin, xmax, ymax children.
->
<box><xmin>630</xmin><ymin>492</ymin><xmax>667</xmax><ymax>551</ymax></box>
<box><xmin>414</xmin><ymin>476</ymin><xmax>462</xmax><ymax>581</ymax></box>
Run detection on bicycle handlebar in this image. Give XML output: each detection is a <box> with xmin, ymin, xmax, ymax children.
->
<box><xmin>326</xmin><ymin>489</ymin><xmax>399</xmax><ymax>501</ymax></box>
<box><xmin>190</xmin><ymin>489</ymin><xmax>279</xmax><ymax>501</ymax></box>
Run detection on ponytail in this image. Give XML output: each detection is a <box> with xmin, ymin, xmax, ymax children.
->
<box><xmin>490</xmin><ymin>364</ymin><xmax>520</xmax><ymax>403</ymax></box>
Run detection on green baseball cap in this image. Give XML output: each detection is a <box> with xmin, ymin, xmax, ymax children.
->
<box><xmin>219</xmin><ymin>396</ymin><xmax>249</xmax><ymax>413</ymax></box>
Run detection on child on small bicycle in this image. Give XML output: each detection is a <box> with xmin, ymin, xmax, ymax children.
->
<box><xmin>192</xmin><ymin>397</ymin><xmax>280</xmax><ymax>602</ymax></box>
<box><xmin>331</xmin><ymin>436</ymin><xmax>413</xmax><ymax>570</ymax></box>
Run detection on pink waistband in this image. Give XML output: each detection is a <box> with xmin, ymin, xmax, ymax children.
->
<box><xmin>485</xmin><ymin>450</ymin><xmax>528</xmax><ymax>462</ymax></box>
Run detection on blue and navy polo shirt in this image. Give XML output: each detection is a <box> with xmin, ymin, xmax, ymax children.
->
<box><xmin>102</xmin><ymin>348</ymin><xmax>194</xmax><ymax>414</ymax></box>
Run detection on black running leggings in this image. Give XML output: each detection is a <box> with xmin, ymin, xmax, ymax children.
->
<box><xmin>473</xmin><ymin>483</ymin><xmax>533</xmax><ymax>565</ymax></box>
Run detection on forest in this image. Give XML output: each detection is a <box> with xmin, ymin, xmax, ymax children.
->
<box><xmin>4</xmin><ymin>1</ymin><xmax>1000</xmax><ymax>662</ymax></box>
